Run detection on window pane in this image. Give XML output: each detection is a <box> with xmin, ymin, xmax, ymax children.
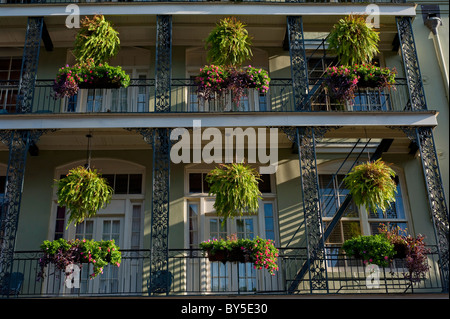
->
<box><xmin>342</xmin><ymin>221</ymin><xmax>361</xmax><ymax>241</ymax></box>
<box><xmin>103</xmin><ymin>174</ymin><xmax>115</xmax><ymax>189</ymax></box>
<box><xmin>115</xmin><ymin>174</ymin><xmax>128</xmax><ymax>194</ymax></box>
<box><xmin>325</xmin><ymin>221</ymin><xmax>342</xmax><ymax>244</ymax></box>
<box><xmin>189</xmin><ymin>173</ymin><xmax>202</xmax><ymax>193</ymax></box>
<box><xmin>129</xmin><ymin>174</ymin><xmax>142</xmax><ymax>194</ymax></box>
<box><xmin>189</xmin><ymin>203</ymin><xmax>199</xmax><ymax>248</ymax></box>
<box><xmin>202</xmin><ymin>174</ymin><xmax>210</xmax><ymax>194</ymax></box>
<box><xmin>264</xmin><ymin>203</ymin><xmax>275</xmax><ymax>241</ymax></box>
<box><xmin>258</xmin><ymin>174</ymin><xmax>272</xmax><ymax>193</ymax></box>
<box><xmin>131</xmin><ymin>205</ymin><xmax>141</xmax><ymax>249</ymax></box>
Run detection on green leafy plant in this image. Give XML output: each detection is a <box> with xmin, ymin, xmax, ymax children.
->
<box><xmin>38</xmin><ymin>238</ymin><xmax>121</xmax><ymax>280</ymax></box>
<box><xmin>199</xmin><ymin>235</ymin><xmax>279</xmax><ymax>275</ymax></box>
<box><xmin>343</xmin><ymin>159</ymin><xmax>397</xmax><ymax>214</ymax></box>
<box><xmin>205</xmin><ymin>163</ymin><xmax>262</xmax><ymax>222</ymax></box>
<box><xmin>328</xmin><ymin>14</ymin><xmax>380</xmax><ymax>66</ymax></box>
<box><xmin>342</xmin><ymin>234</ymin><xmax>395</xmax><ymax>267</ymax></box>
<box><xmin>55</xmin><ymin>166</ymin><xmax>114</xmax><ymax>227</ymax></box>
<box><xmin>205</xmin><ymin>17</ymin><xmax>253</xmax><ymax>67</ymax></box>
<box><xmin>73</xmin><ymin>15</ymin><xmax>120</xmax><ymax>64</ymax></box>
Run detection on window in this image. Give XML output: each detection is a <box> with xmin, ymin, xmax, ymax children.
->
<box><xmin>0</xmin><ymin>57</ymin><xmax>21</xmax><ymax>113</ymax></box>
<box><xmin>185</xmin><ymin>168</ymin><xmax>278</xmax><ymax>293</ymax></box>
<box><xmin>319</xmin><ymin>173</ymin><xmax>409</xmax><ymax>246</ymax></box>
<box><xmin>102</xmin><ymin>173</ymin><xmax>143</xmax><ymax>194</ymax></box>
<box><xmin>188</xmin><ymin>172</ymin><xmax>273</xmax><ymax>194</ymax></box>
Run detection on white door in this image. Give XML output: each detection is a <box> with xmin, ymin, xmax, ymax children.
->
<box><xmin>66</xmin><ymin>217</ymin><xmax>124</xmax><ymax>295</ymax></box>
<box><xmin>73</xmin><ymin>68</ymin><xmax>149</xmax><ymax>113</ymax></box>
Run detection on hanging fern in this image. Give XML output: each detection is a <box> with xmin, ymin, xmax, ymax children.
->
<box><xmin>205</xmin><ymin>163</ymin><xmax>261</xmax><ymax>222</ymax></box>
<box><xmin>343</xmin><ymin>159</ymin><xmax>397</xmax><ymax>215</ymax></box>
<box><xmin>327</xmin><ymin>14</ymin><xmax>380</xmax><ymax>66</ymax></box>
<box><xmin>73</xmin><ymin>15</ymin><xmax>120</xmax><ymax>64</ymax></box>
<box><xmin>205</xmin><ymin>17</ymin><xmax>253</xmax><ymax>67</ymax></box>
<box><xmin>56</xmin><ymin>166</ymin><xmax>114</xmax><ymax>227</ymax></box>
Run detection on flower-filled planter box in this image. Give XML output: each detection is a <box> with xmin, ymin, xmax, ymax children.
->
<box><xmin>53</xmin><ymin>59</ymin><xmax>130</xmax><ymax>99</ymax></box>
<box><xmin>200</xmin><ymin>236</ymin><xmax>279</xmax><ymax>275</ymax></box>
<box><xmin>353</xmin><ymin>64</ymin><xmax>396</xmax><ymax>89</ymax></box>
<box><xmin>323</xmin><ymin>64</ymin><xmax>396</xmax><ymax>103</ymax></box>
<box><xmin>38</xmin><ymin>238</ymin><xmax>122</xmax><ymax>280</ymax></box>
<box><xmin>195</xmin><ymin>65</ymin><xmax>270</xmax><ymax>105</ymax></box>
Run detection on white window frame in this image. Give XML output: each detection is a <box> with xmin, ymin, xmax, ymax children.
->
<box><xmin>183</xmin><ymin>166</ymin><xmax>279</xmax><ymax>293</ymax></box>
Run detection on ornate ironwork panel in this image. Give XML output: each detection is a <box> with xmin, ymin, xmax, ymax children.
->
<box><xmin>133</xmin><ymin>128</ymin><xmax>171</xmax><ymax>294</ymax></box>
<box><xmin>281</xmin><ymin>126</ymin><xmax>330</xmax><ymax>292</ymax></box>
<box><xmin>0</xmin><ymin>130</ymin><xmax>45</xmax><ymax>291</ymax></box>
<box><xmin>392</xmin><ymin>126</ymin><xmax>449</xmax><ymax>292</ymax></box>
<box><xmin>415</xmin><ymin>127</ymin><xmax>448</xmax><ymax>292</ymax></box>
<box><xmin>396</xmin><ymin>17</ymin><xmax>427</xmax><ymax>111</ymax></box>
<box><xmin>287</xmin><ymin>16</ymin><xmax>310</xmax><ymax>111</ymax></box>
<box><xmin>16</xmin><ymin>17</ymin><xmax>44</xmax><ymax>113</ymax></box>
<box><xmin>155</xmin><ymin>15</ymin><xmax>172</xmax><ymax>113</ymax></box>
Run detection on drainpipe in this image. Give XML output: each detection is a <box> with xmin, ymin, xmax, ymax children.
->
<box><xmin>424</xmin><ymin>15</ymin><xmax>449</xmax><ymax>102</ymax></box>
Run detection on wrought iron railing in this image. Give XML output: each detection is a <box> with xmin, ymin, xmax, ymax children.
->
<box><xmin>0</xmin><ymin>78</ymin><xmax>412</xmax><ymax>114</ymax></box>
<box><xmin>1</xmin><ymin>246</ymin><xmax>444</xmax><ymax>298</ymax></box>
<box><xmin>0</xmin><ymin>0</ymin><xmax>407</xmax><ymax>5</ymax></box>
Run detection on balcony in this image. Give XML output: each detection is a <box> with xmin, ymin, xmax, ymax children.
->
<box><xmin>2</xmin><ymin>246</ymin><xmax>443</xmax><ymax>298</ymax></box>
<box><xmin>0</xmin><ymin>0</ymin><xmax>407</xmax><ymax>5</ymax></box>
<box><xmin>0</xmin><ymin>77</ymin><xmax>412</xmax><ymax>114</ymax></box>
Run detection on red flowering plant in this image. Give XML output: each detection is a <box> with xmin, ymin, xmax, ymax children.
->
<box><xmin>353</xmin><ymin>63</ymin><xmax>396</xmax><ymax>89</ymax></box>
<box><xmin>323</xmin><ymin>65</ymin><xmax>359</xmax><ymax>103</ymax></box>
<box><xmin>38</xmin><ymin>238</ymin><xmax>121</xmax><ymax>280</ymax></box>
<box><xmin>195</xmin><ymin>64</ymin><xmax>229</xmax><ymax>100</ymax></box>
<box><xmin>245</xmin><ymin>66</ymin><xmax>270</xmax><ymax>93</ymax></box>
<box><xmin>244</xmin><ymin>237</ymin><xmax>279</xmax><ymax>275</ymax></box>
<box><xmin>52</xmin><ymin>65</ymin><xmax>83</xmax><ymax>99</ymax></box>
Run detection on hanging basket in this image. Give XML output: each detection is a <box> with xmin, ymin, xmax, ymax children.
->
<box><xmin>55</xmin><ymin>166</ymin><xmax>114</xmax><ymax>227</ymax></box>
<box><xmin>343</xmin><ymin>159</ymin><xmax>397</xmax><ymax>214</ymax></box>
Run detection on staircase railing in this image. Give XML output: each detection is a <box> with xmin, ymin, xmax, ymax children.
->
<box><xmin>287</xmin><ymin>138</ymin><xmax>394</xmax><ymax>293</ymax></box>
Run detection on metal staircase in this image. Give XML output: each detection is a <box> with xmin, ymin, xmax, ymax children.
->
<box><xmin>287</xmin><ymin>138</ymin><xmax>394</xmax><ymax>293</ymax></box>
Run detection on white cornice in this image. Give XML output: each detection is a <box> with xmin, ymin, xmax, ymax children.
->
<box><xmin>0</xmin><ymin>3</ymin><xmax>417</xmax><ymax>18</ymax></box>
<box><xmin>0</xmin><ymin>111</ymin><xmax>438</xmax><ymax>130</ymax></box>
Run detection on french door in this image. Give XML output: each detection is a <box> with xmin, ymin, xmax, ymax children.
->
<box><xmin>206</xmin><ymin>215</ymin><xmax>258</xmax><ymax>292</ymax></box>
<box><xmin>187</xmin><ymin>198</ymin><xmax>279</xmax><ymax>293</ymax></box>
<box><xmin>69</xmin><ymin>68</ymin><xmax>149</xmax><ymax>113</ymax></box>
<box><xmin>66</xmin><ymin>217</ymin><xmax>123</xmax><ymax>295</ymax></box>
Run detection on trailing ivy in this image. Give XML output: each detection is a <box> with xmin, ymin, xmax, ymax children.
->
<box><xmin>343</xmin><ymin>159</ymin><xmax>397</xmax><ymax>215</ymax></box>
<box><xmin>205</xmin><ymin>17</ymin><xmax>253</xmax><ymax>67</ymax></box>
<box><xmin>327</xmin><ymin>14</ymin><xmax>380</xmax><ymax>66</ymax></box>
<box><xmin>55</xmin><ymin>166</ymin><xmax>114</xmax><ymax>227</ymax></box>
<box><xmin>73</xmin><ymin>15</ymin><xmax>120</xmax><ymax>64</ymax></box>
<box><xmin>205</xmin><ymin>163</ymin><xmax>261</xmax><ymax>222</ymax></box>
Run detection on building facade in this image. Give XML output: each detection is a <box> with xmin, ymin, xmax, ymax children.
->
<box><xmin>0</xmin><ymin>0</ymin><xmax>448</xmax><ymax>297</ymax></box>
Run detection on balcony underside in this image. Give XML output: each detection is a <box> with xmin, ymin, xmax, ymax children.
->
<box><xmin>0</xmin><ymin>121</ymin><xmax>430</xmax><ymax>157</ymax></box>
<box><xmin>0</xmin><ymin>110</ymin><xmax>438</xmax><ymax>131</ymax></box>
<box><xmin>0</xmin><ymin>2</ymin><xmax>417</xmax><ymax>19</ymax></box>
